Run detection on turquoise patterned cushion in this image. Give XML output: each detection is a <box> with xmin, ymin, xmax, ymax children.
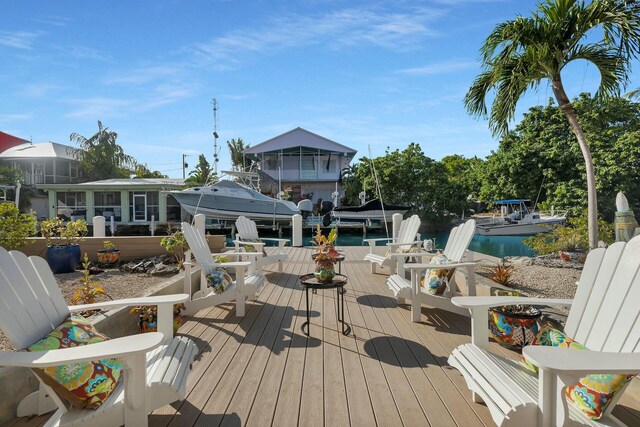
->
<box><xmin>421</xmin><ymin>251</ymin><xmax>454</xmax><ymax>295</ymax></box>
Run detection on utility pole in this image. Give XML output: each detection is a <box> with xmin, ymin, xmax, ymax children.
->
<box><xmin>182</xmin><ymin>154</ymin><xmax>189</xmax><ymax>179</ymax></box>
<box><xmin>212</xmin><ymin>98</ymin><xmax>219</xmax><ymax>176</ymax></box>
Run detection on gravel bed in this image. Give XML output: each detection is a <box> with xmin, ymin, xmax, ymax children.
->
<box><xmin>0</xmin><ymin>268</ymin><xmax>177</xmax><ymax>351</ymax></box>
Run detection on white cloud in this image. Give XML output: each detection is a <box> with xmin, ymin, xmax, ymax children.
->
<box><xmin>104</xmin><ymin>65</ymin><xmax>183</xmax><ymax>85</ymax></box>
<box><xmin>20</xmin><ymin>83</ymin><xmax>61</xmax><ymax>98</ymax></box>
<box><xmin>0</xmin><ymin>113</ymin><xmax>32</xmax><ymax>124</ymax></box>
<box><xmin>65</xmin><ymin>98</ymin><xmax>135</xmax><ymax>119</ymax></box>
<box><xmin>184</xmin><ymin>5</ymin><xmax>444</xmax><ymax>68</ymax></box>
<box><xmin>0</xmin><ymin>31</ymin><xmax>41</xmax><ymax>50</ymax></box>
<box><xmin>398</xmin><ymin>59</ymin><xmax>477</xmax><ymax>75</ymax></box>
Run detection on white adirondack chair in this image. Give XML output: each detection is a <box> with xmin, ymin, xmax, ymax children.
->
<box><xmin>387</xmin><ymin>219</ymin><xmax>477</xmax><ymax>321</ymax></box>
<box><xmin>182</xmin><ymin>221</ymin><xmax>266</xmax><ymax>317</ymax></box>
<box><xmin>363</xmin><ymin>214</ymin><xmax>421</xmax><ymax>274</ymax></box>
<box><xmin>233</xmin><ymin>216</ymin><xmax>289</xmax><ymax>273</ymax></box>
<box><xmin>448</xmin><ymin>235</ymin><xmax>640</xmax><ymax>426</ymax></box>
<box><xmin>0</xmin><ymin>247</ymin><xmax>197</xmax><ymax>427</ymax></box>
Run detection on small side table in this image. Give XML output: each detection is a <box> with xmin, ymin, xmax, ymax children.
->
<box><xmin>299</xmin><ymin>273</ymin><xmax>350</xmax><ymax>336</ymax></box>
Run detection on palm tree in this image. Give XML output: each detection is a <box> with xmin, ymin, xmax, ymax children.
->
<box><xmin>465</xmin><ymin>0</ymin><xmax>640</xmax><ymax>249</ymax></box>
<box><xmin>70</xmin><ymin>121</ymin><xmax>136</xmax><ymax>180</ymax></box>
<box><xmin>227</xmin><ymin>138</ymin><xmax>250</xmax><ymax>171</ymax></box>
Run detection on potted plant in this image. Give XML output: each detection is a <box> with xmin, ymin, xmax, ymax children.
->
<box><xmin>129</xmin><ymin>303</ymin><xmax>186</xmax><ymax>334</ymax></box>
<box><xmin>311</xmin><ymin>225</ymin><xmax>341</xmax><ymax>282</ymax></box>
<box><xmin>72</xmin><ymin>254</ymin><xmax>111</xmax><ymax>316</ymax></box>
<box><xmin>40</xmin><ymin>217</ymin><xmax>88</xmax><ymax>274</ymax></box>
<box><xmin>489</xmin><ymin>289</ymin><xmax>541</xmax><ymax>351</ymax></box>
<box><xmin>0</xmin><ymin>202</ymin><xmax>37</xmax><ymax>250</ymax></box>
<box><xmin>97</xmin><ymin>240</ymin><xmax>120</xmax><ymax>265</ymax></box>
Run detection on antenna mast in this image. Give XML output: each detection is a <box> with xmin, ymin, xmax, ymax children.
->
<box><xmin>211</xmin><ymin>98</ymin><xmax>220</xmax><ymax>175</ymax></box>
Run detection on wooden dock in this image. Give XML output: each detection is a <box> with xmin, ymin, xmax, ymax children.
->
<box><xmin>8</xmin><ymin>246</ymin><xmax>640</xmax><ymax>426</ymax></box>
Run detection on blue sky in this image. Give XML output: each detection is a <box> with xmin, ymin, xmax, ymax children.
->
<box><xmin>0</xmin><ymin>0</ymin><xmax>631</xmax><ymax>178</ymax></box>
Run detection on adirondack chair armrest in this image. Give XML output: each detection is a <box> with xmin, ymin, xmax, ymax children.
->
<box><xmin>523</xmin><ymin>347</ymin><xmax>640</xmax><ymax>375</ymax></box>
<box><xmin>451</xmin><ymin>296</ymin><xmax>573</xmax><ymax>309</ymax></box>
<box><xmin>232</xmin><ymin>240</ymin><xmax>265</xmax><ymax>249</ymax></box>
<box><xmin>69</xmin><ymin>294</ymin><xmax>190</xmax><ymax>312</ymax></box>
<box><xmin>386</xmin><ymin>241</ymin><xmax>421</xmax><ymax>248</ymax></box>
<box><xmin>212</xmin><ymin>251</ymin><xmax>262</xmax><ymax>258</ymax></box>
<box><xmin>0</xmin><ymin>333</ymin><xmax>163</xmax><ymax>368</ymax></box>
<box><xmin>406</xmin><ymin>262</ymin><xmax>478</xmax><ymax>270</ymax></box>
<box><xmin>215</xmin><ymin>261</ymin><xmax>252</xmax><ymax>268</ymax></box>
<box><xmin>259</xmin><ymin>238</ymin><xmax>289</xmax><ymax>245</ymax></box>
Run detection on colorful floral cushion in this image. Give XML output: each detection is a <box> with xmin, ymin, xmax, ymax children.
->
<box><xmin>205</xmin><ymin>268</ymin><xmax>233</xmax><ymax>294</ymax></box>
<box><xmin>523</xmin><ymin>324</ymin><xmax>633</xmax><ymax>420</ymax></box>
<box><xmin>25</xmin><ymin>315</ymin><xmax>123</xmax><ymax>409</ymax></box>
<box><xmin>420</xmin><ymin>251</ymin><xmax>455</xmax><ymax>295</ymax></box>
<box><xmin>384</xmin><ymin>246</ymin><xmax>416</xmax><ymax>259</ymax></box>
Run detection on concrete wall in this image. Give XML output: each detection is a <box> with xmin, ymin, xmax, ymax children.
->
<box><xmin>0</xmin><ymin>267</ymin><xmax>202</xmax><ymax>424</ymax></box>
<box><xmin>18</xmin><ymin>235</ymin><xmax>226</xmax><ymax>262</ymax></box>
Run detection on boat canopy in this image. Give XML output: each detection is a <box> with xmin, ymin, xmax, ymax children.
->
<box><xmin>334</xmin><ymin>199</ymin><xmax>410</xmax><ymax>212</ymax></box>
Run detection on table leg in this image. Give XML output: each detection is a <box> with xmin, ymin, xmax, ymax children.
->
<box><xmin>302</xmin><ymin>287</ymin><xmax>310</xmax><ymax>336</ymax></box>
<box><xmin>337</xmin><ymin>286</ymin><xmax>350</xmax><ymax>336</ymax></box>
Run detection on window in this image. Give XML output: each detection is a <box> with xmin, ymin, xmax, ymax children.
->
<box><xmin>56</xmin><ymin>192</ymin><xmax>86</xmax><ymax>219</ymax></box>
<box><xmin>95</xmin><ymin>191</ymin><xmax>122</xmax><ymax>221</ymax></box>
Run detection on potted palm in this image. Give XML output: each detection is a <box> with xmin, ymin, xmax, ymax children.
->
<box><xmin>40</xmin><ymin>217</ymin><xmax>88</xmax><ymax>274</ymax></box>
<box><xmin>97</xmin><ymin>240</ymin><xmax>120</xmax><ymax>265</ymax></box>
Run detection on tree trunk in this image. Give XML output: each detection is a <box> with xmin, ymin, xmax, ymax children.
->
<box><xmin>551</xmin><ymin>77</ymin><xmax>598</xmax><ymax>249</ymax></box>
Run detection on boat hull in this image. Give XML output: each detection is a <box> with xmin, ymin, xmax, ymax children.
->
<box><xmin>475</xmin><ymin>218</ymin><xmax>565</xmax><ymax>236</ymax></box>
<box><xmin>170</xmin><ymin>183</ymin><xmax>300</xmax><ymax>222</ymax></box>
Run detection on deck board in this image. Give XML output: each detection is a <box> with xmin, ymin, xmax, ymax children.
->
<box><xmin>8</xmin><ymin>245</ymin><xmax>640</xmax><ymax>427</ymax></box>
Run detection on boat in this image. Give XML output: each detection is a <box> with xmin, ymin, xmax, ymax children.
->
<box><xmin>332</xmin><ymin>198</ymin><xmax>410</xmax><ymax>223</ymax></box>
<box><xmin>170</xmin><ymin>172</ymin><xmax>311</xmax><ymax>222</ymax></box>
<box><xmin>475</xmin><ymin>199</ymin><xmax>566</xmax><ymax>236</ymax></box>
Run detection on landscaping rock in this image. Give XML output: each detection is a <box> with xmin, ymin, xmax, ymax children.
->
<box><xmin>149</xmin><ymin>262</ymin><xmax>180</xmax><ymax>276</ymax></box>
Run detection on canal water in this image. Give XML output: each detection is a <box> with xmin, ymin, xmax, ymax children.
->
<box><xmin>227</xmin><ymin>230</ymin><xmax>535</xmax><ymax>258</ymax></box>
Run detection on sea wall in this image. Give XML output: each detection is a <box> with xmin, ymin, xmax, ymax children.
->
<box><xmin>18</xmin><ymin>235</ymin><xmax>226</xmax><ymax>261</ymax></box>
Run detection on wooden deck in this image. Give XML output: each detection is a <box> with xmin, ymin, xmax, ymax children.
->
<box><xmin>9</xmin><ymin>246</ymin><xmax>640</xmax><ymax>426</ymax></box>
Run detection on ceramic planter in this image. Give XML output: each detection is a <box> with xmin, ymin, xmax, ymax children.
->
<box><xmin>489</xmin><ymin>306</ymin><xmax>541</xmax><ymax>350</ymax></box>
<box><xmin>97</xmin><ymin>249</ymin><xmax>120</xmax><ymax>265</ymax></box>
<box><xmin>314</xmin><ymin>260</ymin><xmax>335</xmax><ymax>283</ymax></box>
<box><xmin>46</xmin><ymin>244</ymin><xmax>81</xmax><ymax>274</ymax></box>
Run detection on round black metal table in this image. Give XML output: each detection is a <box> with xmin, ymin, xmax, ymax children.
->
<box><xmin>299</xmin><ymin>273</ymin><xmax>350</xmax><ymax>336</ymax></box>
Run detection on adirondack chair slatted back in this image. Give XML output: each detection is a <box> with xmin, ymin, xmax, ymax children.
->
<box><xmin>236</xmin><ymin>216</ymin><xmax>260</xmax><ymax>241</ymax></box>
<box><xmin>397</xmin><ymin>215</ymin><xmax>420</xmax><ymax>251</ymax></box>
<box><xmin>0</xmin><ymin>247</ymin><xmax>70</xmax><ymax>349</ymax></box>
<box><xmin>182</xmin><ymin>222</ymin><xmax>215</xmax><ymax>267</ymax></box>
<box><xmin>442</xmin><ymin>219</ymin><xmax>476</xmax><ymax>262</ymax></box>
<box><xmin>564</xmin><ymin>236</ymin><xmax>640</xmax><ymax>353</ymax></box>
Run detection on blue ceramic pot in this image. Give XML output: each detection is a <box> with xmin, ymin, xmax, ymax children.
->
<box><xmin>46</xmin><ymin>245</ymin><xmax>81</xmax><ymax>274</ymax></box>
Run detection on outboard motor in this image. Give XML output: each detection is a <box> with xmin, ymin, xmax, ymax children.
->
<box><xmin>321</xmin><ymin>200</ymin><xmax>333</xmax><ymax>215</ymax></box>
<box><xmin>297</xmin><ymin>199</ymin><xmax>313</xmax><ymax>219</ymax></box>
<box><xmin>322</xmin><ymin>212</ymin><xmax>332</xmax><ymax>227</ymax></box>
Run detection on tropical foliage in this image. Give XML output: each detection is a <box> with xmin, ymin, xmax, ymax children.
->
<box><xmin>186</xmin><ymin>154</ymin><xmax>216</xmax><ymax>185</ymax></box>
<box><xmin>70</xmin><ymin>121</ymin><xmax>136</xmax><ymax>180</ymax></box>
<box><xmin>227</xmin><ymin>138</ymin><xmax>251</xmax><ymax>171</ymax></box>
<box><xmin>135</xmin><ymin>163</ymin><xmax>167</xmax><ymax>178</ymax></box>
<box><xmin>525</xmin><ymin>211</ymin><xmax>614</xmax><ymax>255</ymax></box>
<box><xmin>465</xmin><ymin>0</ymin><xmax>640</xmax><ymax>248</ymax></box>
<box><xmin>0</xmin><ymin>202</ymin><xmax>37</xmax><ymax>250</ymax></box>
<box><xmin>479</xmin><ymin>94</ymin><xmax>640</xmax><ymax>220</ymax></box>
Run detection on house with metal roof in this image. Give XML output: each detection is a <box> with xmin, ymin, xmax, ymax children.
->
<box><xmin>243</xmin><ymin>127</ymin><xmax>357</xmax><ymax>203</ymax></box>
<box><xmin>37</xmin><ymin>178</ymin><xmax>185</xmax><ymax>224</ymax></box>
<box><xmin>0</xmin><ymin>141</ymin><xmax>82</xmax><ymax>185</ymax></box>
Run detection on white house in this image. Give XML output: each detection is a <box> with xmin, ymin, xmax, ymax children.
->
<box><xmin>0</xmin><ymin>141</ymin><xmax>82</xmax><ymax>185</ymax></box>
<box><xmin>243</xmin><ymin>127</ymin><xmax>357</xmax><ymax>203</ymax></box>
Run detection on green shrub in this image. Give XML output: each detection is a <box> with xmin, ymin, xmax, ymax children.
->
<box><xmin>525</xmin><ymin>210</ymin><xmax>613</xmax><ymax>255</ymax></box>
<box><xmin>161</xmin><ymin>228</ymin><xmax>187</xmax><ymax>268</ymax></box>
<box><xmin>0</xmin><ymin>202</ymin><xmax>37</xmax><ymax>250</ymax></box>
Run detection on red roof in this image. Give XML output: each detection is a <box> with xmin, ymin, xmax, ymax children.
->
<box><xmin>0</xmin><ymin>131</ymin><xmax>29</xmax><ymax>153</ymax></box>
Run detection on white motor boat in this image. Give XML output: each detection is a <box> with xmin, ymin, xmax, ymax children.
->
<box><xmin>475</xmin><ymin>199</ymin><xmax>566</xmax><ymax>236</ymax></box>
<box><xmin>170</xmin><ymin>172</ymin><xmax>311</xmax><ymax>222</ymax></box>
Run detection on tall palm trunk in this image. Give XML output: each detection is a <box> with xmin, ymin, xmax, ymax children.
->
<box><xmin>551</xmin><ymin>77</ymin><xmax>598</xmax><ymax>249</ymax></box>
